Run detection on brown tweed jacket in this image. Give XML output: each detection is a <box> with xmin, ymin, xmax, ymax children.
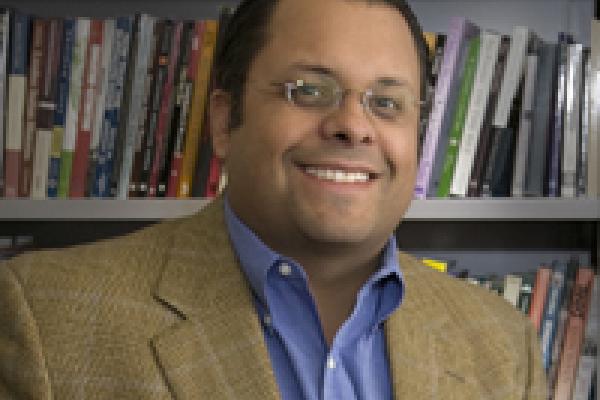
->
<box><xmin>0</xmin><ymin>198</ymin><xmax>546</xmax><ymax>399</ymax></box>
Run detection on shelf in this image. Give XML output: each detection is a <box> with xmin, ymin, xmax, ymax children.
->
<box><xmin>0</xmin><ymin>198</ymin><xmax>597</xmax><ymax>221</ymax></box>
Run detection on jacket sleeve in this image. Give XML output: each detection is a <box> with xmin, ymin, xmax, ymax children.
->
<box><xmin>524</xmin><ymin>320</ymin><xmax>548</xmax><ymax>400</ymax></box>
<box><xmin>0</xmin><ymin>264</ymin><xmax>52</xmax><ymax>399</ymax></box>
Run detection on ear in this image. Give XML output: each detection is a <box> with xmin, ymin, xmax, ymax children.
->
<box><xmin>209</xmin><ymin>89</ymin><xmax>233</xmax><ymax>160</ymax></box>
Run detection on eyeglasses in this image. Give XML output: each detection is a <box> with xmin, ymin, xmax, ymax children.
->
<box><xmin>270</xmin><ymin>74</ymin><xmax>423</xmax><ymax>122</ymax></box>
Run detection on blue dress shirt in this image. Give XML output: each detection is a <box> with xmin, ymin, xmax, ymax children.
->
<box><xmin>224</xmin><ymin>199</ymin><xmax>404</xmax><ymax>400</ymax></box>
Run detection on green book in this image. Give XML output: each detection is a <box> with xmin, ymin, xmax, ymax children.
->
<box><xmin>436</xmin><ymin>36</ymin><xmax>480</xmax><ymax>197</ymax></box>
<box><xmin>57</xmin><ymin>150</ymin><xmax>74</xmax><ymax>197</ymax></box>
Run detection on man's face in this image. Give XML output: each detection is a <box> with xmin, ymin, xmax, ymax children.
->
<box><xmin>213</xmin><ymin>0</ymin><xmax>420</xmax><ymax>256</ymax></box>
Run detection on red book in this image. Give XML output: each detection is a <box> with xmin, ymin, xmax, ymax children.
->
<box><xmin>204</xmin><ymin>154</ymin><xmax>221</xmax><ymax>198</ymax></box>
<box><xmin>553</xmin><ymin>268</ymin><xmax>595</xmax><ymax>400</ymax></box>
<box><xmin>147</xmin><ymin>21</ymin><xmax>182</xmax><ymax>197</ymax></box>
<box><xmin>69</xmin><ymin>20</ymin><xmax>103</xmax><ymax>197</ymax></box>
<box><xmin>166</xmin><ymin>21</ymin><xmax>203</xmax><ymax>198</ymax></box>
<box><xmin>529</xmin><ymin>267</ymin><xmax>552</xmax><ymax>334</ymax></box>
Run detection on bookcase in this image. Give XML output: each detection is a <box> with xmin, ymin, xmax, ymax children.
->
<box><xmin>0</xmin><ymin>0</ymin><xmax>598</xmax><ymax>270</ymax></box>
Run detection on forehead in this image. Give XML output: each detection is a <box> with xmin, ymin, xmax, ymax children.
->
<box><xmin>252</xmin><ymin>0</ymin><xmax>420</xmax><ymax>89</ymax></box>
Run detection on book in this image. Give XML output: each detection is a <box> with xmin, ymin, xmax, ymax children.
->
<box><xmin>5</xmin><ymin>11</ymin><xmax>30</xmax><ymax>198</ymax></box>
<box><xmin>539</xmin><ymin>262</ymin><xmax>568</xmax><ymax>371</ymax></box>
<box><xmin>147</xmin><ymin>21</ymin><xmax>183</xmax><ymax>197</ymax></box>
<box><xmin>547</xmin><ymin>32</ymin><xmax>573</xmax><ymax>197</ymax></box>
<box><xmin>21</xmin><ymin>19</ymin><xmax>46</xmax><ymax>198</ymax></box>
<box><xmin>576</xmin><ymin>49</ymin><xmax>591</xmax><ymax>197</ymax></box>
<box><xmin>571</xmin><ymin>275</ymin><xmax>599</xmax><ymax>400</ymax></box>
<box><xmin>176</xmin><ymin>19</ymin><xmax>218</xmax><ymax>198</ymax></box>
<box><xmin>31</xmin><ymin>19</ymin><xmax>63</xmax><ymax>199</ymax></box>
<box><xmin>503</xmin><ymin>273</ymin><xmax>522</xmax><ymax>307</ymax></box>
<box><xmin>529</xmin><ymin>266</ymin><xmax>552</xmax><ymax>334</ymax></box>
<box><xmin>553</xmin><ymin>267</ymin><xmax>595</xmax><ymax>400</ymax></box>
<box><xmin>588</xmin><ymin>20</ymin><xmax>600</xmax><ymax>197</ymax></box>
<box><xmin>561</xmin><ymin>43</ymin><xmax>584</xmax><ymax>198</ymax></box>
<box><xmin>481</xmin><ymin>26</ymin><xmax>531</xmax><ymax>197</ymax></box>
<box><xmin>511</xmin><ymin>41</ymin><xmax>540</xmax><ymax>197</ymax></box>
<box><xmin>436</xmin><ymin>36</ymin><xmax>480</xmax><ymax>198</ymax></box>
<box><xmin>114</xmin><ymin>13</ymin><xmax>156</xmax><ymax>199</ymax></box>
<box><xmin>523</xmin><ymin>42</ymin><xmax>557</xmax><ymax>197</ymax></box>
<box><xmin>0</xmin><ymin>9</ymin><xmax>9</xmax><ymax>196</ymax></box>
<box><xmin>413</xmin><ymin>16</ymin><xmax>478</xmax><ymax>198</ymax></box>
<box><xmin>417</xmin><ymin>32</ymin><xmax>441</xmax><ymax>161</ymax></box>
<box><xmin>58</xmin><ymin>18</ymin><xmax>90</xmax><ymax>197</ymax></box>
<box><xmin>450</xmin><ymin>30</ymin><xmax>501</xmax><ymax>197</ymax></box>
<box><xmin>93</xmin><ymin>16</ymin><xmax>133</xmax><ymax>197</ymax></box>
<box><xmin>86</xmin><ymin>19</ymin><xmax>115</xmax><ymax>197</ymax></box>
<box><xmin>467</xmin><ymin>35</ymin><xmax>510</xmax><ymax>197</ymax></box>
<box><xmin>69</xmin><ymin>19</ymin><xmax>104</xmax><ymax>198</ymax></box>
<box><xmin>48</xmin><ymin>18</ymin><xmax>75</xmax><ymax>198</ymax></box>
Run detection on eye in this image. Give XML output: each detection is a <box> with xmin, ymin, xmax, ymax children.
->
<box><xmin>292</xmin><ymin>81</ymin><xmax>335</xmax><ymax>107</ymax></box>
<box><xmin>369</xmin><ymin>95</ymin><xmax>404</xmax><ymax>119</ymax></box>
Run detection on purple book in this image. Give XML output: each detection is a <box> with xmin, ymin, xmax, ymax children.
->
<box><xmin>414</xmin><ymin>17</ymin><xmax>478</xmax><ymax>198</ymax></box>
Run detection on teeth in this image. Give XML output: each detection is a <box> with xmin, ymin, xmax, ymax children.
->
<box><xmin>304</xmin><ymin>167</ymin><xmax>370</xmax><ymax>183</ymax></box>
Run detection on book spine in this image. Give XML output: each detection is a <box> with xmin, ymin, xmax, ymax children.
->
<box><xmin>539</xmin><ymin>265</ymin><xmax>567</xmax><ymax>371</ymax></box>
<box><xmin>502</xmin><ymin>274</ymin><xmax>522</xmax><ymax>307</ymax></box>
<box><xmin>31</xmin><ymin>19</ymin><xmax>62</xmax><ymax>199</ymax></box>
<box><xmin>450</xmin><ymin>31</ymin><xmax>500</xmax><ymax>197</ymax></box>
<box><xmin>523</xmin><ymin>42</ymin><xmax>557</xmax><ymax>197</ymax></box>
<box><xmin>547</xmin><ymin>33</ymin><xmax>571</xmax><ymax>197</ymax></box>
<box><xmin>492</xmin><ymin>26</ymin><xmax>530</xmax><ymax>129</ymax></box>
<box><xmin>588</xmin><ymin>20</ymin><xmax>600</xmax><ymax>197</ymax></box>
<box><xmin>115</xmin><ymin>14</ymin><xmax>155</xmax><ymax>199</ymax></box>
<box><xmin>95</xmin><ymin>16</ymin><xmax>132</xmax><ymax>197</ymax></box>
<box><xmin>147</xmin><ymin>21</ymin><xmax>182</xmax><ymax>197</ymax></box>
<box><xmin>5</xmin><ymin>11</ymin><xmax>29</xmax><ymax>198</ymax></box>
<box><xmin>20</xmin><ymin>19</ymin><xmax>46</xmax><ymax>198</ymax></box>
<box><xmin>576</xmin><ymin>50</ymin><xmax>590</xmax><ymax>197</ymax></box>
<box><xmin>436</xmin><ymin>36</ymin><xmax>480</xmax><ymax>198</ymax></box>
<box><xmin>511</xmin><ymin>52</ymin><xmax>539</xmax><ymax>197</ymax></box>
<box><xmin>69</xmin><ymin>20</ymin><xmax>103</xmax><ymax>198</ymax></box>
<box><xmin>177</xmin><ymin>19</ymin><xmax>218</xmax><ymax>198</ymax></box>
<box><xmin>414</xmin><ymin>17</ymin><xmax>478</xmax><ymax>199</ymax></box>
<box><xmin>58</xmin><ymin>18</ymin><xmax>90</xmax><ymax>197</ymax></box>
<box><xmin>561</xmin><ymin>43</ymin><xmax>584</xmax><ymax>198</ymax></box>
<box><xmin>529</xmin><ymin>267</ymin><xmax>552</xmax><ymax>334</ymax></box>
<box><xmin>166</xmin><ymin>21</ymin><xmax>199</xmax><ymax>198</ymax></box>
<box><xmin>86</xmin><ymin>18</ymin><xmax>114</xmax><ymax>197</ymax></box>
<box><xmin>467</xmin><ymin>36</ymin><xmax>510</xmax><ymax>197</ymax></box>
<box><xmin>553</xmin><ymin>268</ymin><xmax>595</xmax><ymax>400</ymax></box>
<box><xmin>48</xmin><ymin>18</ymin><xmax>75</xmax><ymax>198</ymax></box>
<box><xmin>0</xmin><ymin>10</ymin><xmax>9</xmax><ymax>196</ymax></box>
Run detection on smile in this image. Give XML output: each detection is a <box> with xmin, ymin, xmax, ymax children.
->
<box><xmin>299</xmin><ymin>165</ymin><xmax>379</xmax><ymax>183</ymax></box>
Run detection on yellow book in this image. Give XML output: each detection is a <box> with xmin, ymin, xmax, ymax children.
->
<box><xmin>423</xmin><ymin>32</ymin><xmax>437</xmax><ymax>58</ymax></box>
<box><xmin>177</xmin><ymin>20</ymin><xmax>218</xmax><ymax>198</ymax></box>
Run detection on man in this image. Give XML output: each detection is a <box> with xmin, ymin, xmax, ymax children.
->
<box><xmin>0</xmin><ymin>0</ymin><xmax>546</xmax><ymax>399</ymax></box>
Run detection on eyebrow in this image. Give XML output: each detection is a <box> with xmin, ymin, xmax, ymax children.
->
<box><xmin>287</xmin><ymin>62</ymin><xmax>412</xmax><ymax>88</ymax></box>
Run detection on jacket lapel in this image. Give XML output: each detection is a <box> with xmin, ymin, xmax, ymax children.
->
<box><xmin>151</xmin><ymin>198</ymin><xmax>280</xmax><ymax>400</ymax></box>
<box><xmin>386</xmin><ymin>253</ymin><xmax>484</xmax><ymax>400</ymax></box>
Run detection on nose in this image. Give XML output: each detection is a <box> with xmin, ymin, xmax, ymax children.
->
<box><xmin>319</xmin><ymin>91</ymin><xmax>375</xmax><ymax>145</ymax></box>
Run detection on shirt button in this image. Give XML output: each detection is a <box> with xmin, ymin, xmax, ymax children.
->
<box><xmin>263</xmin><ymin>314</ymin><xmax>272</xmax><ymax>327</ymax></box>
<box><xmin>327</xmin><ymin>356</ymin><xmax>336</xmax><ymax>369</ymax></box>
<box><xmin>279</xmin><ymin>263</ymin><xmax>292</xmax><ymax>276</ymax></box>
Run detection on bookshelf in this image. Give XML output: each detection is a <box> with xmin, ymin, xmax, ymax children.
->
<box><xmin>0</xmin><ymin>0</ymin><xmax>598</xmax><ymax>268</ymax></box>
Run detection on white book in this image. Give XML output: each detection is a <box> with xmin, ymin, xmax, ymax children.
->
<box><xmin>588</xmin><ymin>20</ymin><xmax>600</xmax><ymax>197</ymax></box>
<box><xmin>116</xmin><ymin>14</ymin><xmax>156</xmax><ymax>199</ymax></box>
<box><xmin>492</xmin><ymin>26</ymin><xmax>530</xmax><ymax>129</ymax></box>
<box><xmin>450</xmin><ymin>30</ymin><xmax>501</xmax><ymax>197</ymax></box>
<box><xmin>62</xmin><ymin>19</ymin><xmax>90</xmax><ymax>158</ymax></box>
<box><xmin>30</xmin><ymin>131</ymin><xmax>51</xmax><ymax>198</ymax></box>
<box><xmin>503</xmin><ymin>274</ymin><xmax>522</xmax><ymax>307</ymax></box>
<box><xmin>578</xmin><ymin>51</ymin><xmax>591</xmax><ymax>197</ymax></box>
<box><xmin>562</xmin><ymin>43</ymin><xmax>583</xmax><ymax>198</ymax></box>
<box><xmin>512</xmin><ymin>53</ymin><xmax>539</xmax><ymax>197</ymax></box>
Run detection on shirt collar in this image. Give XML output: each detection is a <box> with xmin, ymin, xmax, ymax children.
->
<box><xmin>223</xmin><ymin>195</ymin><xmax>403</xmax><ymax>305</ymax></box>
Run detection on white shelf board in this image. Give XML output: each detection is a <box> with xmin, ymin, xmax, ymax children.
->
<box><xmin>0</xmin><ymin>198</ymin><xmax>597</xmax><ymax>221</ymax></box>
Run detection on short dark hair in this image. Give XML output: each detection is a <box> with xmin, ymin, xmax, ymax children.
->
<box><xmin>214</xmin><ymin>0</ymin><xmax>428</xmax><ymax>129</ymax></box>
